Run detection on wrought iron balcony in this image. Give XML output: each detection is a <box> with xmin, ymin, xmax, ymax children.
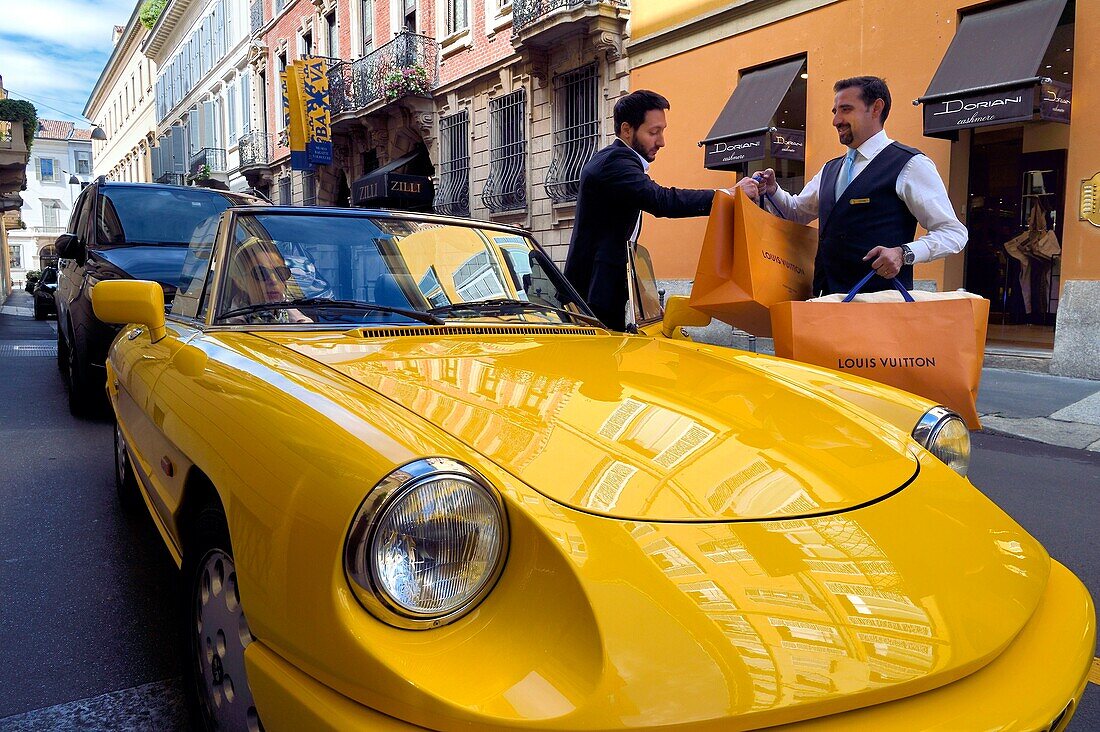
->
<box><xmin>189</xmin><ymin>147</ymin><xmax>227</xmax><ymax>176</ymax></box>
<box><xmin>512</xmin><ymin>0</ymin><xmax>628</xmax><ymax>37</ymax></box>
<box><xmin>329</xmin><ymin>32</ymin><xmax>439</xmax><ymax>117</ymax></box>
<box><xmin>250</xmin><ymin>0</ymin><xmax>264</xmax><ymax>34</ymax></box>
<box><xmin>31</xmin><ymin>226</ymin><xmax>67</xmax><ymax>235</ymax></box>
<box><xmin>238</xmin><ymin>133</ymin><xmax>272</xmax><ymax>170</ymax></box>
<box><xmin>155</xmin><ymin>172</ymin><xmax>186</xmax><ymax>186</ymax></box>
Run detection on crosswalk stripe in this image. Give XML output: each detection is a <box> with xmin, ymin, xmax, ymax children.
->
<box><xmin>0</xmin><ymin>678</ymin><xmax>185</xmax><ymax>731</ymax></box>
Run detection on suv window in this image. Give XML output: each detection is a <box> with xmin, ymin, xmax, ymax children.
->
<box><xmin>173</xmin><ymin>214</ymin><xmax>222</xmax><ymax>320</ymax></box>
<box><xmin>95</xmin><ymin>186</ymin><xmax>242</xmax><ymax>248</ymax></box>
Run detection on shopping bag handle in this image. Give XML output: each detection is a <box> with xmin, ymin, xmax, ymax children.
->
<box><xmin>842</xmin><ymin>270</ymin><xmax>916</xmax><ymax>303</ymax></box>
<box><xmin>751</xmin><ymin>174</ymin><xmax>786</xmax><ymax>220</ymax></box>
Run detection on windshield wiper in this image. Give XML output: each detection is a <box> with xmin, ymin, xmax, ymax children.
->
<box><xmin>429</xmin><ymin>299</ymin><xmax>604</xmax><ymax>327</ymax></box>
<box><xmin>219</xmin><ymin>297</ymin><xmax>444</xmax><ymax>325</ymax></box>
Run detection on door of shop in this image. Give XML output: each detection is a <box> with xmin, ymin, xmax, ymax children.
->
<box><xmin>964</xmin><ymin>130</ymin><xmax>1065</xmax><ymax>348</ymax></box>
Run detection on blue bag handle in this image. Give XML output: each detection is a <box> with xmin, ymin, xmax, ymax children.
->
<box><xmin>751</xmin><ymin>174</ymin><xmax>786</xmax><ymax>220</ymax></box>
<box><xmin>842</xmin><ymin>270</ymin><xmax>915</xmax><ymax>303</ymax></box>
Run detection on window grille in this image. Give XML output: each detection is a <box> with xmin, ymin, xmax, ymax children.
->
<box><xmin>446</xmin><ymin>0</ymin><xmax>469</xmax><ymax>34</ymax></box>
<box><xmin>483</xmin><ymin>89</ymin><xmax>526</xmax><ymax>213</ymax></box>
<box><xmin>545</xmin><ymin>63</ymin><xmax>599</xmax><ymax>203</ymax></box>
<box><xmin>435</xmin><ymin>111</ymin><xmax>470</xmax><ymax>217</ymax></box>
<box><xmin>302</xmin><ymin>171</ymin><xmax>317</xmax><ymax>206</ymax></box>
<box><xmin>278</xmin><ymin>176</ymin><xmax>291</xmax><ymax>205</ymax></box>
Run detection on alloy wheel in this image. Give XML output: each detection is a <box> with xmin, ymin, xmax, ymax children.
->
<box><xmin>191</xmin><ymin>549</ymin><xmax>262</xmax><ymax>732</ymax></box>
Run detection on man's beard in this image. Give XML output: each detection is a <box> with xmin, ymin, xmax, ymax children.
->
<box><xmin>629</xmin><ymin>135</ymin><xmax>656</xmax><ymax>162</ymax></box>
<box><xmin>836</xmin><ymin>126</ymin><xmax>853</xmax><ymax>145</ymax></box>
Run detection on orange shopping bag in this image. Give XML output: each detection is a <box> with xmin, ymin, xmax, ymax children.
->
<box><xmin>689</xmin><ymin>187</ymin><xmax>817</xmax><ymax>336</ymax></box>
<box><xmin>771</xmin><ymin>273</ymin><xmax>990</xmax><ymax>429</ymax></box>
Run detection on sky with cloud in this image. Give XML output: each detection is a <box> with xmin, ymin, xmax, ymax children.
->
<box><xmin>2</xmin><ymin>0</ymin><xmax>139</xmax><ymax>128</ymax></box>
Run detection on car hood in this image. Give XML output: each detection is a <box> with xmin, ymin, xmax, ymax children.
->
<box><xmin>251</xmin><ymin>330</ymin><xmax>1055</xmax><ymax>728</ymax></box>
<box><xmin>265</xmin><ymin>330</ymin><xmax>919</xmax><ymax>522</ymax></box>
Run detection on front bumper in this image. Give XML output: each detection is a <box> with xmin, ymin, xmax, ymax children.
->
<box><xmin>245</xmin><ymin>560</ymin><xmax>1093</xmax><ymax>731</ymax></box>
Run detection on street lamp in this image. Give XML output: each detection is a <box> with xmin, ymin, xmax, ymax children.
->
<box><xmin>90</xmin><ymin>126</ymin><xmax>107</xmax><ymax>141</ymax></box>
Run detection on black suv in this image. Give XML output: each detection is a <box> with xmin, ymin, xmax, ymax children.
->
<box><xmin>32</xmin><ymin>266</ymin><xmax>58</xmax><ymax>320</ymax></box>
<box><xmin>55</xmin><ymin>180</ymin><xmax>261</xmax><ymax>415</ymax></box>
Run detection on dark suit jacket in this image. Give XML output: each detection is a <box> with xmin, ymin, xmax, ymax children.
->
<box><xmin>564</xmin><ymin>140</ymin><xmax>715</xmax><ymax>330</ymax></box>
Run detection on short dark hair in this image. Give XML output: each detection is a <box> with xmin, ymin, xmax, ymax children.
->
<box><xmin>834</xmin><ymin>76</ymin><xmax>892</xmax><ymax>123</ymax></box>
<box><xmin>614</xmin><ymin>90</ymin><xmax>670</xmax><ymax>133</ymax></box>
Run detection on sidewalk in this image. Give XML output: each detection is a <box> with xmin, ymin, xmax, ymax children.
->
<box><xmin>3</xmin><ymin>290</ymin><xmax>1097</xmax><ymax>450</ymax></box>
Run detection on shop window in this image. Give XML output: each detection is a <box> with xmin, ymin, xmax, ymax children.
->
<box><xmin>483</xmin><ymin>89</ymin><xmax>526</xmax><ymax>213</ymax></box>
<box><xmin>545</xmin><ymin>63</ymin><xmax>598</xmax><ymax>203</ymax></box>
<box><xmin>435</xmin><ymin>110</ymin><xmax>470</xmax><ymax>217</ymax></box>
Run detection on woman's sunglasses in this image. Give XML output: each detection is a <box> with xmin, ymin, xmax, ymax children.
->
<box><xmin>249</xmin><ymin>264</ymin><xmax>292</xmax><ymax>282</ymax></box>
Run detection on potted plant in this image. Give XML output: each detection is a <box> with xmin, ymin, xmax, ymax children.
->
<box><xmin>382</xmin><ymin>65</ymin><xmax>431</xmax><ymax>101</ymax></box>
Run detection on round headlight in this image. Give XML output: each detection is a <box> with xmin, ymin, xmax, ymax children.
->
<box><xmin>345</xmin><ymin>458</ymin><xmax>508</xmax><ymax>629</ymax></box>
<box><xmin>912</xmin><ymin>407</ymin><xmax>971</xmax><ymax>476</ymax></box>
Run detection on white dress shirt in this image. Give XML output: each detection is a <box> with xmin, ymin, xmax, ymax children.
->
<box><xmin>769</xmin><ymin>130</ymin><xmax>967</xmax><ymax>264</ymax></box>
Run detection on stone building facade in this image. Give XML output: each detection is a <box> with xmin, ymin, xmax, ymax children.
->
<box><xmin>85</xmin><ymin>10</ymin><xmax>157</xmax><ymax>184</ymax></box>
<box><xmin>240</xmin><ymin>0</ymin><xmax>631</xmax><ymax>266</ymax></box>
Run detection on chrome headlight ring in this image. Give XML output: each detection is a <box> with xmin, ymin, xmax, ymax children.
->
<box><xmin>344</xmin><ymin>458</ymin><xmax>509</xmax><ymax>630</ymax></box>
<box><xmin>912</xmin><ymin>406</ymin><xmax>971</xmax><ymax>477</ymax></box>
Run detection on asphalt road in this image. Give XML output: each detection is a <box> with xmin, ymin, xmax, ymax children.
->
<box><xmin>0</xmin><ymin>307</ymin><xmax>1096</xmax><ymax>729</ymax></box>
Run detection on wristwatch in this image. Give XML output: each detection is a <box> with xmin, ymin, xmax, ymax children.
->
<box><xmin>901</xmin><ymin>244</ymin><xmax>916</xmax><ymax>266</ymax></box>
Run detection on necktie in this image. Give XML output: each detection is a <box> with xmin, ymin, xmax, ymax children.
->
<box><xmin>836</xmin><ymin>148</ymin><xmax>858</xmax><ymax>199</ymax></box>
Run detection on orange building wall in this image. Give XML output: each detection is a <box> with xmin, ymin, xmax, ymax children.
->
<box><xmin>630</xmin><ymin>0</ymin><xmax>1094</xmax><ymax>288</ymax></box>
<box><xmin>1063</xmin><ymin>1</ymin><xmax>1100</xmax><ymax>283</ymax></box>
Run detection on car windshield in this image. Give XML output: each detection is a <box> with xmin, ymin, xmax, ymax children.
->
<box><xmin>213</xmin><ymin>212</ymin><xmax>596</xmax><ymax>327</ymax></box>
<box><xmin>97</xmin><ymin>186</ymin><xmax>249</xmax><ymax>248</ymax></box>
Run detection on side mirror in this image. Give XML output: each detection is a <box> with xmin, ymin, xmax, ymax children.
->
<box><xmin>55</xmin><ymin>233</ymin><xmax>85</xmax><ymax>264</ymax></box>
<box><xmin>91</xmin><ymin>280</ymin><xmax>166</xmax><ymax>343</ymax></box>
<box><xmin>661</xmin><ymin>295</ymin><xmax>711</xmax><ymax>337</ymax></box>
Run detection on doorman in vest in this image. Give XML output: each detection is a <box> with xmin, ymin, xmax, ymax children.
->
<box><xmin>749</xmin><ymin>76</ymin><xmax>967</xmax><ymax>295</ymax></box>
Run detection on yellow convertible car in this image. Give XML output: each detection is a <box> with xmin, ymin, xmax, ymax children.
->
<box><xmin>92</xmin><ymin>207</ymin><xmax>1093</xmax><ymax>731</ymax></box>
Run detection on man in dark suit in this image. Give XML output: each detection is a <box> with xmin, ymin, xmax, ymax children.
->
<box><xmin>564</xmin><ymin>90</ymin><xmax>758</xmax><ymax>331</ymax></box>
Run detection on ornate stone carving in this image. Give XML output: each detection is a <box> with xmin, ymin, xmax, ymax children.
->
<box><xmin>591</xmin><ymin>30</ymin><xmax>621</xmax><ymax>61</ymax></box>
<box><xmin>247</xmin><ymin>40</ymin><xmax>268</xmax><ymax>69</ymax></box>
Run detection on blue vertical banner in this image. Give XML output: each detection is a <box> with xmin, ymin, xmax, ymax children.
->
<box><xmin>286</xmin><ymin>63</ymin><xmax>310</xmax><ymax>171</ymax></box>
<box><xmin>301</xmin><ymin>58</ymin><xmax>333</xmax><ymax>166</ymax></box>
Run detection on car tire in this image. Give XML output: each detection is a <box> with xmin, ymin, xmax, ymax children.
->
<box><xmin>57</xmin><ymin>325</ymin><xmax>69</xmax><ymax>377</ymax></box>
<box><xmin>114</xmin><ymin>421</ymin><xmax>143</xmax><ymax>512</ymax></box>
<box><xmin>182</xmin><ymin>505</ymin><xmax>263</xmax><ymax>732</ymax></box>
<box><xmin>65</xmin><ymin>328</ymin><xmax>96</xmax><ymax>418</ymax></box>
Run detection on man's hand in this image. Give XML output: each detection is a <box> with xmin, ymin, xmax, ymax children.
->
<box><xmin>754</xmin><ymin>168</ymin><xmax>778</xmax><ymax>195</ymax></box>
<box><xmin>863</xmin><ymin>246</ymin><xmax>905</xmax><ymax>279</ymax></box>
<box><xmin>726</xmin><ymin>177</ymin><xmax>760</xmax><ymax>203</ymax></box>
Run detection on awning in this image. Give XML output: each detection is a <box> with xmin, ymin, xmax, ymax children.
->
<box><xmin>351</xmin><ymin>150</ymin><xmax>434</xmax><ymax>210</ymax></box>
<box><xmin>917</xmin><ymin>0</ymin><xmax>1068</xmax><ymax>138</ymax></box>
<box><xmin>699</xmin><ymin>57</ymin><xmax>805</xmax><ymax>170</ymax></box>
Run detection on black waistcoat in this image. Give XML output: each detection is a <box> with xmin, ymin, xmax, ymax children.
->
<box><xmin>816</xmin><ymin>142</ymin><xmax>921</xmax><ymax>295</ymax></box>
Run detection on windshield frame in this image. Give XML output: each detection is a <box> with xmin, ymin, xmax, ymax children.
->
<box><xmin>201</xmin><ymin>206</ymin><xmax>597</xmax><ymax>331</ymax></box>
